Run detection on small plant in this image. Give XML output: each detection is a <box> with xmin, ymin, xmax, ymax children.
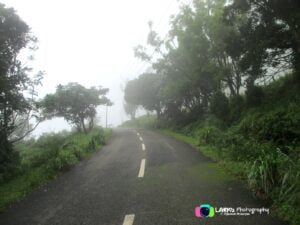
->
<box><xmin>248</xmin><ymin>150</ymin><xmax>278</xmax><ymax>196</ymax></box>
<box><xmin>247</xmin><ymin>148</ymin><xmax>300</xmax><ymax>224</ymax></box>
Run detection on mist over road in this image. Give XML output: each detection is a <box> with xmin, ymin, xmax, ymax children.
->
<box><xmin>0</xmin><ymin>129</ymin><xmax>287</xmax><ymax>225</ymax></box>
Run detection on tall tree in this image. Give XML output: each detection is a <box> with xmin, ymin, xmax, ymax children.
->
<box><xmin>0</xmin><ymin>3</ymin><xmax>43</xmax><ymax>180</ymax></box>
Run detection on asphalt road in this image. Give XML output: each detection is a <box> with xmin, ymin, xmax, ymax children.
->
<box><xmin>0</xmin><ymin>128</ymin><xmax>288</xmax><ymax>225</ymax></box>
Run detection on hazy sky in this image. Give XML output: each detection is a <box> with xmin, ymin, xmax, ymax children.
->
<box><xmin>2</xmin><ymin>0</ymin><xmax>183</xmax><ymax>136</ymax></box>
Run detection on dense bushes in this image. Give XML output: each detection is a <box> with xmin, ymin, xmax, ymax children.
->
<box><xmin>210</xmin><ymin>92</ymin><xmax>230</xmax><ymax>125</ymax></box>
<box><xmin>237</xmin><ymin>104</ymin><xmax>300</xmax><ymax>147</ymax></box>
<box><xmin>157</xmin><ymin>74</ymin><xmax>300</xmax><ymax>225</ymax></box>
<box><xmin>247</xmin><ymin>149</ymin><xmax>300</xmax><ymax>223</ymax></box>
<box><xmin>122</xmin><ymin>72</ymin><xmax>299</xmax><ymax>223</ymax></box>
<box><xmin>172</xmin><ymin>109</ymin><xmax>300</xmax><ymax>224</ymax></box>
<box><xmin>0</xmin><ymin>137</ymin><xmax>20</xmax><ymax>183</ymax></box>
<box><xmin>17</xmin><ymin>127</ymin><xmax>108</xmax><ymax>174</ymax></box>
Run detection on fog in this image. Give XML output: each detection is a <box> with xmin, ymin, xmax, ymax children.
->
<box><xmin>1</xmin><ymin>0</ymin><xmax>182</xmax><ymax>135</ymax></box>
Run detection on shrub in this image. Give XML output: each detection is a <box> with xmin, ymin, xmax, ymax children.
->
<box><xmin>247</xmin><ymin>149</ymin><xmax>300</xmax><ymax>224</ymax></box>
<box><xmin>47</xmin><ymin>149</ymin><xmax>78</xmax><ymax>171</ymax></box>
<box><xmin>210</xmin><ymin>91</ymin><xmax>230</xmax><ymax>124</ymax></box>
<box><xmin>228</xmin><ymin>95</ymin><xmax>245</xmax><ymax>123</ymax></box>
<box><xmin>246</xmin><ymin>85</ymin><xmax>264</xmax><ymax>107</ymax></box>
<box><xmin>15</xmin><ymin>128</ymin><xmax>109</xmax><ymax>175</ymax></box>
<box><xmin>248</xmin><ymin>149</ymin><xmax>280</xmax><ymax>195</ymax></box>
<box><xmin>0</xmin><ymin>138</ymin><xmax>20</xmax><ymax>183</ymax></box>
<box><xmin>92</xmin><ymin>128</ymin><xmax>106</xmax><ymax>146</ymax></box>
<box><xmin>237</xmin><ymin>103</ymin><xmax>300</xmax><ymax>148</ymax></box>
<box><xmin>71</xmin><ymin>146</ymin><xmax>86</xmax><ymax>160</ymax></box>
<box><xmin>197</xmin><ymin>126</ymin><xmax>223</xmax><ymax>146</ymax></box>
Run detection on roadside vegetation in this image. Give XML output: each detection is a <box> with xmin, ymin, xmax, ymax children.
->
<box><xmin>120</xmin><ymin>114</ymin><xmax>157</xmax><ymax>129</ymax></box>
<box><xmin>123</xmin><ymin>73</ymin><xmax>300</xmax><ymax>225</ymax></box>
<box><xmin>159</xmin><ymin>75</ymin><xmax>300</xmax><ymax>223</ymax></box>
<box><xmin>122</xmin><ymin>1</ymin><xmax>300</xmax><ymax>224</ymax></box>
<box><xmin>0</xmin><ymin>3</ymin><xmax>113</xmax><ymax>212</ymax></box>
<box><xmin>0</xmin><ymin>127</ymin><xmax>112</xmax><ymax>211</ymax></box>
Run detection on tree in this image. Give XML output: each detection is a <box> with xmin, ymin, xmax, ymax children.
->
<box><xmin>123</xmin><ymin>101</ymin><xmax>138</xmax><ymax>120</ymax></box>
<box><xmin>40</xmin><ymin>83</ymin><xmax>112</xmax><ymax>133</ymax></box>
<box><xmin>0</xmin><ymin>3</ymin><xmax>43</xmax><ymax>181</ymax></box>
<box><xmin>210</xmin><ymin>91</ymin><xmax>230</xmax><ymax>124</ymax></box>
<box><xmin>124</xmin><ymin>73</ymin><xmax>163</xmax><ymax>119</ymax></box>
<box><xmin>125</xmin><ymin>0</ymin><xmax>298</xmax><ymax>127</ymax></box>
<box><xmin>224</xmin><ymin>0</ymin><xmax>300</xmax><ymax>83</ymax></box>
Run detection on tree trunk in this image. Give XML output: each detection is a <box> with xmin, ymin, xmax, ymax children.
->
<box><xmin>156</xmin><ymin>107</ymin><xmax>162</xmax><ymax>128</ymax></box>
<box><xmin>80</xmin><ymin>117</ymin><xmax>88</xmax><ymax>134</ymax></box>
<box><xmin>88</xmin><ymin>116</ymin><xmax>94</xmax><ymax>132</ymax></box>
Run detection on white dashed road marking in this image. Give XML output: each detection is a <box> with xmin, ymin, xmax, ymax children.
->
<box><xmin>139</xmin><ymin>136</ymin><xmax>143</xmax><ymax>142</ymax></box>
<box><xmin>142</xmin><ymin>143</ymin><xmax>146</xmax><ymax>151</ymax></box>
<box><xmin>166</xmin><ymin>142</ymin><xmax>175</xmax><ymax>150</ymax></box>
<box><xmin>123</xmin><ymin>214</ymin><xmax>135</xmax><ymax>225</ymax></box>
<box><xmin>138</xmin><ymin>159</ymin><xmax>146</xmax><ymax>178</ymax></box>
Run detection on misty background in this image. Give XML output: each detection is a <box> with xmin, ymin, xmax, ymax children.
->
<box><xmin>1</xmin><ymin>0</ymin><xmax>183</xmax><ymax>136</ymax></box>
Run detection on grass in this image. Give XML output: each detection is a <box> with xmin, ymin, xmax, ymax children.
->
<box><xmin>159</xmin><ymin>129</ymin><xmax>247</xmax><ymax>179</ymax></box>
<box><xmin>0</xmin><ymin>127</ymin><xmax>112</xmax><ymax>212</ymax></box>
<box><xmin>159</xmin><ymin>128</ymin><xmax>299</xmax><ymax>225</ymax></box>
<box><xmin>0</xmin><ymin>167</ymin><xmax>55</xmax><ymax>211</ymax></box>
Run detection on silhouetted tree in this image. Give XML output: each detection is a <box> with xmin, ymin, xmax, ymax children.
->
<box><xmin>40</xmin><ymin>83</ymin><xmax>112</xmax><ymax>133</ymax></box>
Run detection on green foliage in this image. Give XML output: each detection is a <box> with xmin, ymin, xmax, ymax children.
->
<box><xmin>48</xmin><ymin>149</ymin><xmax>78</xmax><ymax>171</ymax></box>
<box><xmin>225</xmin><ymin>0</ymin><xmax>300</xmax><ymax>74</ymax></box>
<box><xmin>237</xmin><ymin>103</ymin><xmax>300</xmax><ymax>147</ymax></box>
<box><xmin>0</xmin><ymin>166</ymin><xmax>54</xmax><ymax>212</ymax></box>
<box><xmin>0</xmin><ymin>138</ymin><xmax>19</xmax><ymax>182</ymax></box>
<box><xmin>197</xmin><ymin>126</ymin><xmax>224</xmax><ymax>146</ymax></box>
<box><xmin>160</xmin><ymin>129</ymin><xmax>199</xmax><ymax>148</ymax></box>
<box><xmin>245</xmin><ymin>85</ymin><xmax>264</xmax><ymax>107</ymax></box>
<box><xmin>0</xmin><ymin>3</ymin><xmax>43</xmax><ymax>182</ymax></box>
<box><xmin>125</xmin><ymin>1</ymin><xmax>300</xmax><ymax>223</ymax></box>
<box><xmin>20</xmin><ymin>127</ymin><xmax>108</xmax><ymax>172</ymax></box>
<box><xmin>124</xmin><ymin>73</ymin><xmax>162</xmax><ymax>118</ymax></box>
<box><xmin>263</xmin><ymin>74</ymin><xmax>300</xmax><ymax>107</ymax></box>
<box><xmin>210</xmin><ymin>91</ymin><xmax>230</xmax><ymax>124</ymax></box>
<box><xmin>162</xmin><ymin>121</ymin><xmax>300</xmax><ymax>224</ymax></box>
<box><xmin>157</xmin><ymin>72</ymin><xmax>300</xmax><ymax>224</ymax></box>
<box><xmin>228</xmin><ymin>95</ymin><xmax>245</xmax><ymax>123</ymax></box>
<box><xmin>247</xmin><ymin>150</ymin><xmax>300</xmax><ymax>225</ymax></box>
<box><xmin>126</xmin><ymin>0</ymin><xmax>299</xmax><ymax>131</ymax></box>
<box><xmin>0</xmin><ymin>127</ymin><xmax>111</xmax><ymax>211</ymax></box>
<box><xmin>40</xmin><ymin>83</ymin><xmax>112</xmax><ymax>133</ymax></box>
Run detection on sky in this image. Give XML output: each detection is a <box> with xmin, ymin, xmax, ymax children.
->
<box><xmin>1</xmin><ymin>0</ymin><xmax>183</xmax><ymax>136</ymax></box>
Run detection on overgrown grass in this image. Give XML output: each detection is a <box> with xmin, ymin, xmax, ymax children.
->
<box><xmin>0</xmin><ymin>127</ymin><xmax>112</xmax><ymax>211</ymax></box>
<box><xmin>159</xmin><ymin>129</ymin><xmax>248</xmax><ymax>179</ymax></box>
<box><xmin>160</xmin><ymin>118</ymin><xmax>300</xmax><ymax>225</ymax></box>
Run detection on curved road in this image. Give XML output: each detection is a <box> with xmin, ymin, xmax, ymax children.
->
<box><xmin>0</xmin><ymin>128</ymin><xmax>287</xmax><ymax>225</ymax></box>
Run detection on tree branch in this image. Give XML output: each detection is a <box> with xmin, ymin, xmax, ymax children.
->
<box><xmin>10</xmin><ymin>120</ymin><xmax>41</xmax><ymax>143</ymax></box>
